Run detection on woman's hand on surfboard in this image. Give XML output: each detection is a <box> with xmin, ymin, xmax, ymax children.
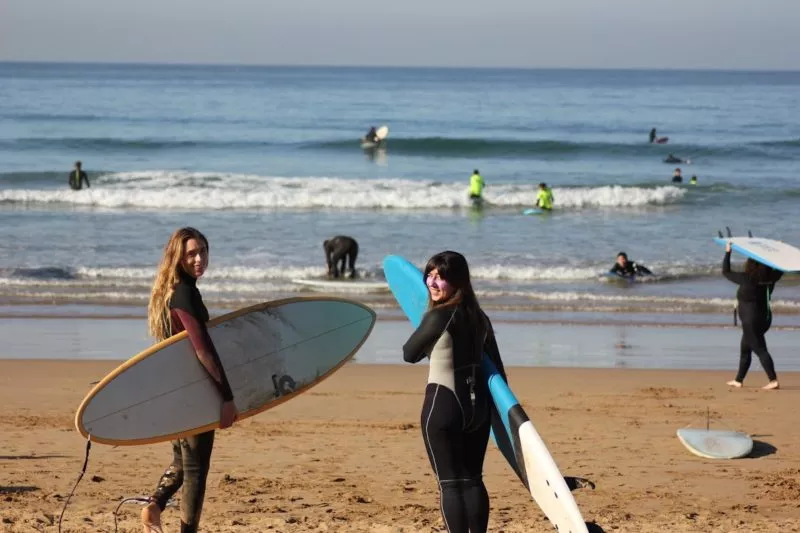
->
<box><xmin>725</xmin><ymin>242</ymin><xmax>732</xmax><ymax>253</ymax></box>
<box><xmin>220</xmin><ymin>400</ymin><xmax>238</xmax><ymax>429</ymax></box>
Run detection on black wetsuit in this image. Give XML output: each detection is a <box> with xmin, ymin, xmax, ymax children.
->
<box><xmin>403</xmin><ymin>304</ymin><xmax>505</xmax><ymax>533</ymax></box>
<box><xmin>664</xmin><ymin>156</ymin><xmax>683</xmax><ymax>164</ymax></box>
<box><xmin>723</xmin><ymin>252</ymin><xmax>783</xmax><ymax>383</ymax></box>
<box><xmin>609</xmin><ymin>261</ymin><xmax>652</xmax><ymax>278</ymax></box>
<box><xmin>323</xmin><ymin>236</ymin><xmax>358</xmax><ymax>278</ymax></box>
<box><xmin>649</xmin><ymin>129</ymin><xmax>656</xmax><ymax>143</ymax></box>
<box><xmin>149</xmin><ymin>270</ymin><xmax>234</xmax><ymax>533</ymax></box>
<box><xmin>68</xmin><ymin>170</ymin><xmax>90</xmax><ymax>190</ymax></box>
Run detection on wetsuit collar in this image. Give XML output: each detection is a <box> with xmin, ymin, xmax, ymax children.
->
<box><xmin>178</xmin><ymin>267</ymin><xmax>198</xmax><ymax>287</ymax></box>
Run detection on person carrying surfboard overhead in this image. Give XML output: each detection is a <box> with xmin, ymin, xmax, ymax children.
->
<box><xmin>402</xmin><ymin>251</ymin><xmax>506</xmax><ymax>533</ymax></box>
<box><xmin>324</xmin><ymin>235</ymin><xmax>359</xmax><ymax>279</ymax></box>
<box><xmin>142</xmin><ymin>227</ymin><xmax>238</xmax><ymax>533</ymax></box>
<box><xmin>722</xmin><ymin>241</ymin><xmax>783</xmax><ymax>390</ymax></box>
<box><xmin>609</xmin><ymin>252</ymin><xmax>652</xmax><ymax>278</ymax></box>
<box><xmin>535</xmin><ymin>182</ymin><xmax>554</xmax><ymax>211</ymax></box>
<box><xmin>469</xmin><ymin>169</ymin><xmax>484</xmax><ymax>202</ymax></box>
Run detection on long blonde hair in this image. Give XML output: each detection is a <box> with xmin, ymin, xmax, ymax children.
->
<box><xmin>147</xmin><ymin>227</ymin><xmax>209</xmax><ymax>341</ymax></box>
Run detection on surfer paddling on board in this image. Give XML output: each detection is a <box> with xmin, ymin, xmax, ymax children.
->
<box><xmin>609</xmin><ymin>252</ymin><xmax>652</xmax><ymax>278</ymax></box>
<box><xmin>535</xmin><ymin>182</ymin><xmax>554</xmax><ymax>211</ymax></box>
<box><xmin>324</xmin><ymin>235</ymin><xmax>359</xmax><ymax>279</ymax></box>
<box><xmin>722</xmin><ymin>241</ymin><xmax>783</xmax><ymax>390</ymax></box>
<box><xmin>68</xmin><ymin>160</ymin><xmax>91</xmax><ymax>190</ymax></box>
<box><xmin>142</xmin><ymin>227</ymin><xmax>238</xmax><ymax>533</ymax></box>
<box><xmin>402</xmin><ymin>251</ymin><xmax>507</xmax><ymax>533</ymax></box>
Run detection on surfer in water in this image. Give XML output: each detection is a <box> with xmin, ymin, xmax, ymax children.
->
<box><xmin>649</xmin><ymin>128</ymin><xmax>657</xmax><ymax>143</ymax></box>
<box><xmin>324</xmin><ymin>235</ymin><xmax>359</xmax><ymax>279</ymax></box>
<box><xmin>142</xmin><ymin>227</ymin><xmax>238</xmax><ymax>533</ymax></box>
<box><xmin>672</xmin><ymin>168</ymin><xmax>683</xmax><ymax>183</ymax></box>
<box><xmin>535</xmin><ymin>182</ymin><xmax>554</xmax><ymax>211</ymax></box>
<box><xmin>664</xmin><ymin>154</ymin><xmax>685</xmax><ymax>164</ymax></box>
<box><xmin>68</xmin><ymin>160</ymin><xmax>91</xmax><ymax>190</ymax></box>
<box><xmin>402</xmin><ymin>251</ymin><xmax>506</xmax><ymax>533</ymax></box>
<box><xmin>609</xmin><ymin>252</ymin><xmax>652</xmax><ymax>278</ymax></box>
<box><xmin>722</xmin><ymin>242</ymin><xmax>783</xmax><ymax>390</ymax></box>
<box><xmin>363</xmin><ymin>126</ymin><xmax>379</xmax><ymax>144</ymax></box>
<box><xmin>469</xmin><ymin>169</ymin><xmax>485</xmax><ymax>206</ymax></box>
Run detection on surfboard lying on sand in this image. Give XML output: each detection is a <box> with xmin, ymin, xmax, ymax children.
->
<box><xmin>714</xmin><ymin>236</ymin><xmax>800</xmax><ymax>272</ymax></box>
<box><xmin>360</xmin><ymin>125</ymin><xmax>389</xmax><ymax>148</ymax></box>
<box><xmin>382</xmin><ymin>255</ymin><xmax>589</xmax><ymax>533</ymax></box>
<box><xmin>677</xmin><ymin>428</ymin><xmax>753</xmax><ymax>459</ymax></box>
<box><xmin>292</xmin><ymin>278</ymin><xmax>389</xmax><ymax>293</ymax></box>
<box><xmin>76</xmin><ymin>297</ymin><xmax>376</xmax><ymax>446</ymax></box>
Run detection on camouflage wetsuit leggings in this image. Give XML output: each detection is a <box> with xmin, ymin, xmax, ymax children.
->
<box><xmin>150</xmin><ymin>431</ymin><xmax>215</xmax><ymax>532</ymax></box>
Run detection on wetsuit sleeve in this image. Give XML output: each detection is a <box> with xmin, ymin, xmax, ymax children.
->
<box><xmin>633</xmin><ymin>262</ymin><xmax>652</xmax><ymax>275</ymax></box>
<box><xmin>722</xmin><ymin>251</ymin><xmax>749</xmax><ymax>285</ymax></box>
<box><xmin>764</xmin><ymin>269</ymin><xmax>784</xmax><ymax>284</ymax></box>
<box><xmin>402</xmin><ymin>308</ymin><xmax>452</xmax><ymax>364</ymax></box>
<box><xmin>609</xmin><ymin>264</ymin><xmax>621</xmax><ymax>275</ymax></box>
<box><xmin>83</xmin><ymin>172</ymin><xmax>90</xmax><ymax>188</ymax></box>
<box><xmin>483</xmin><ymin>317</ymin><xmax>507</xmax><ymax>382</ymax></box>
<box><xmin>173</xmin><ymin>309</ymin><xmax>234</xmax><ymax>401</ymax></box>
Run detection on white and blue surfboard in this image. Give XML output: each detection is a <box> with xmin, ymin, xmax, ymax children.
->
<box><xmin>714</xmin><ymin>237</ymin><xmax>800</xmax><ymax>272</ymax></box>
<box><xmin>383</xmin><ymin>255</ymin><xmax>588</xmax><ymax>533</ymax></box>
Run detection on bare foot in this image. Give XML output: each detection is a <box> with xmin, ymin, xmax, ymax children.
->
<box><xmin>762</xmin><ymin>381</ymin><xmax>779</xmax><ymax>390</ymax></box>
<box><xmin>726</xmin><ymin>380</ymin><xmax>743</xmax><ymax>388</ymax></box>
<box><xmin>142</xmin><ymin>502</ymin><xmax>164</xmax><ymax>533</ymax></box>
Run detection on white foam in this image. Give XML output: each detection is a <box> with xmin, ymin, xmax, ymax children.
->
<box><xmin>0</xmin><ymin>171</ymin><xmax>686</xmax><ymax>210</ymax></box>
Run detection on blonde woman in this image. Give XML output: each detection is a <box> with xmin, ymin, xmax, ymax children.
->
<box><xmin>141</xmin><ymin>227</ymin><xmax>237</xmax><ymax>533</ymax></box>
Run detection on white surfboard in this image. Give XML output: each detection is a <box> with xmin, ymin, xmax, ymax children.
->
<box><xmin>360</xmin><ymin>125</ymin><xmax>389</xmax><ymax>148</ymax></box>
<box><xmin>76</xmin><ymin>297</ymin><xmax>376</xmax><ymax>446</ymax></box>
<box><xmin>292</xmin><ymin>278</ymin><xmax>389</xmax><ymax>294</ymax></box>
<box><xmin>714</xmin><ymin>237</ymin><xmax>800</xmax><ymax>272</ymax></box>
<box><xmin>677</xmin><ymin>428</ymin><xmax>753</xmax><ymax>459</ymax></box>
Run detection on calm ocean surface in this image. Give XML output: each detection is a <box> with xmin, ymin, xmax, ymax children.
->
<box><xmin>1</xmin><ymin>63</ymin><xmax>799</xmax><ymax>323</ymax></box>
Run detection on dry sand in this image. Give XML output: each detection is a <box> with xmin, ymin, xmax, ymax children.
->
<box><xmin>2</xmin><ymin>360</ymin><xmax>799</xmax><ymax>532</ymax></box>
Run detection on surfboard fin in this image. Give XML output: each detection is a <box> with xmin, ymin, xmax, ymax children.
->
<box><xmin>717</xmin><ymin>230</ymin><xmax>724</xmax><ymax>239</ymax></box>
<box><xmin>748</xmin><ymin>230</ymin><xmax>753</xmax><ymax>238</ymax></box>
<box><xmin>726</xmin><ymin>226</ymin><xmax>732</xmax><ymax>238</ymax></box>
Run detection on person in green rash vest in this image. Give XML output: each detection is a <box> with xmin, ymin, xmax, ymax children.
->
<box><xmin>68</xmin><ymin>161</ymin><xmax>91</xmax><ymax>190</ymax></box>
<box><xmin>469</xmin><ymin>169</ymin><xmax>484</xmax><ymax>203</ymax></box>
<box><xmin>535</xmin><ymin>182</ymin><xmax>554</xmax><ymax>210</ymax></box>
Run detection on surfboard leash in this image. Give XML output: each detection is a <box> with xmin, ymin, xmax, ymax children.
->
<box><xmin>57</xmin><ymin>433</ymin><xmax>92</xmax><ymax>533</ymax></box>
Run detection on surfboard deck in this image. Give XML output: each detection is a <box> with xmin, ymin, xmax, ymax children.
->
<box><xmin>655</xmin><ymin>137</ymin><xmax>669</xmax><ymax>144</ymax></box>
<box><xmin>714</xmin><ymin>237</ymin><xmax>800</xmax><ymax>272</ymax></box>
<box><xmin>523</xmin><ymin>208</ymin><xmax>544</xmax><ymax>216</ymax></box>
<box><xmin>360</xmin><ymin>125</ymin><xmax>389</xmax><ymax>148</ymax></box>
<box><xmin>75</xmin><ymin>297</ymin><xmax>376</xmax><ymax>446</ymax></box>
<box><xmin>382</xmin><ymin>255</ymin><xmax>588</xmax><ymax>533</ymax></box>
<box><xmin>292</xmin><ymin>278</ymin><xmax>389</xmax><ymax>293</ymax></box>
<box><xmin>677</xmin><ymin>428</ymin><xmax>753</xmax><ymax>459</ymax></box>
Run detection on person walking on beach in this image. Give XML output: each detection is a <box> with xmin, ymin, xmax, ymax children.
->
<box><xmin>402</xmin><ymin>251</ymin><xmax>506</xmax><ymax>533</ymax></box>
<box><xmin>141</xmin><ymin>227</ymin><xmax>238</xmax><ymax>533</ymax></box>
<box><xmin>324</xmin><ymin>235</ymin><xmax>359</xmax><ymax>279</ymax></box>
<box><xmin>68</xmin><ymin>160</ymin><xmax>90</xmax><ymax>190</ymax></box>
<box><xmin>722</xmin><ymin>242</ymin><xmax>783</xmax><ymax>390</ymax></box>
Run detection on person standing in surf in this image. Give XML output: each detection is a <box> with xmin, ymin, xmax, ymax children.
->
<box><xmin>469</xmin><ymin>169</ymin><xmax>485</xmax><ymax>205</ymax></box>
<box><xmin>141</xmin><ymin>227</ymin><xmax>238</xmax><ymax>533</ymax></box>
<box><xmin>722</xmin><ymin>242</ymin><xmax>783</xmax><ymax>390</ymax></box>
<box><xmin>68</xmin><ymin>160</ymin><xmax>91</xmax><ymax>190</ymax></box>
<box><xmin>402</xmin><ymin>251</ymin><xmax>505</xmax><ymax>533</ymax></box>
<box><xmin>535</xmin><ymin>182</ymin><xmax>554</xmax><ymax>211</ymax></box>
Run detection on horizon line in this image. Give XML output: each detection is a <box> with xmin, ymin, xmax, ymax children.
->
<box><xmin>1</xmin><ymin>59</ymin><xmax>799</xmax><ymax>74</ymax></box>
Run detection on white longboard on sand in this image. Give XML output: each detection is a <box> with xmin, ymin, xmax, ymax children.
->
<box><xmin>292</xmin><ymin>278</ymin><xmax>389</xmax><ymax>294</ymax></box>
<box><xmin>677</xmin><ymin>428</ymin><xmax>753</xmax><ymax>459</ymax></box>
<box><xmin>76</xmin><ymin>297</ymin><xmax>376</xmax><ymax>445</ymax></box>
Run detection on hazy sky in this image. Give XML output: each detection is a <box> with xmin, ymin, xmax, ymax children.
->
<box><xmin>2</xmin><ymin>0</ymin><xmax>798</xmax><ymax>70</ymax></box>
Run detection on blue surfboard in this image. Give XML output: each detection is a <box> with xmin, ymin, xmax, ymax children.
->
<box><xmin>383</xmin><ymin>255</ymin><xmax>588</xmax><ymax>532</ymax></box>
<box><xmin>523</xmin><ymin>208</ymin><xmax>545</xmax><ymax>215</ymax></box>
<box><xmin>714</xmin><ymin>237</ymin><xmax>800</xmax><ymax>272</ymax></box>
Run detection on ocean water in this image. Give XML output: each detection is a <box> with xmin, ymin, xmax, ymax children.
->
<box><xmin>1</xmin><ymin>63</ymin><xmax>799</xmax><ymax>321</ymax></box>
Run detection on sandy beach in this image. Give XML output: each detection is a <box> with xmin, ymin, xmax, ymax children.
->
<box><xmin>2</xmin><ymin>360</ymin><xmax>799</xmax><ymax>532</ymax></box>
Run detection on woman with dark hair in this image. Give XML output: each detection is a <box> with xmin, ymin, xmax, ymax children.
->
<box><xmin>722</xmin><ymin>242</ymin><xmax>783</xmax><ymax>390</ymax></box>
<box><xmin>402</xmin><ymin>251</ymin><xmax>505</xmax><ymax>533</ymax></box>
